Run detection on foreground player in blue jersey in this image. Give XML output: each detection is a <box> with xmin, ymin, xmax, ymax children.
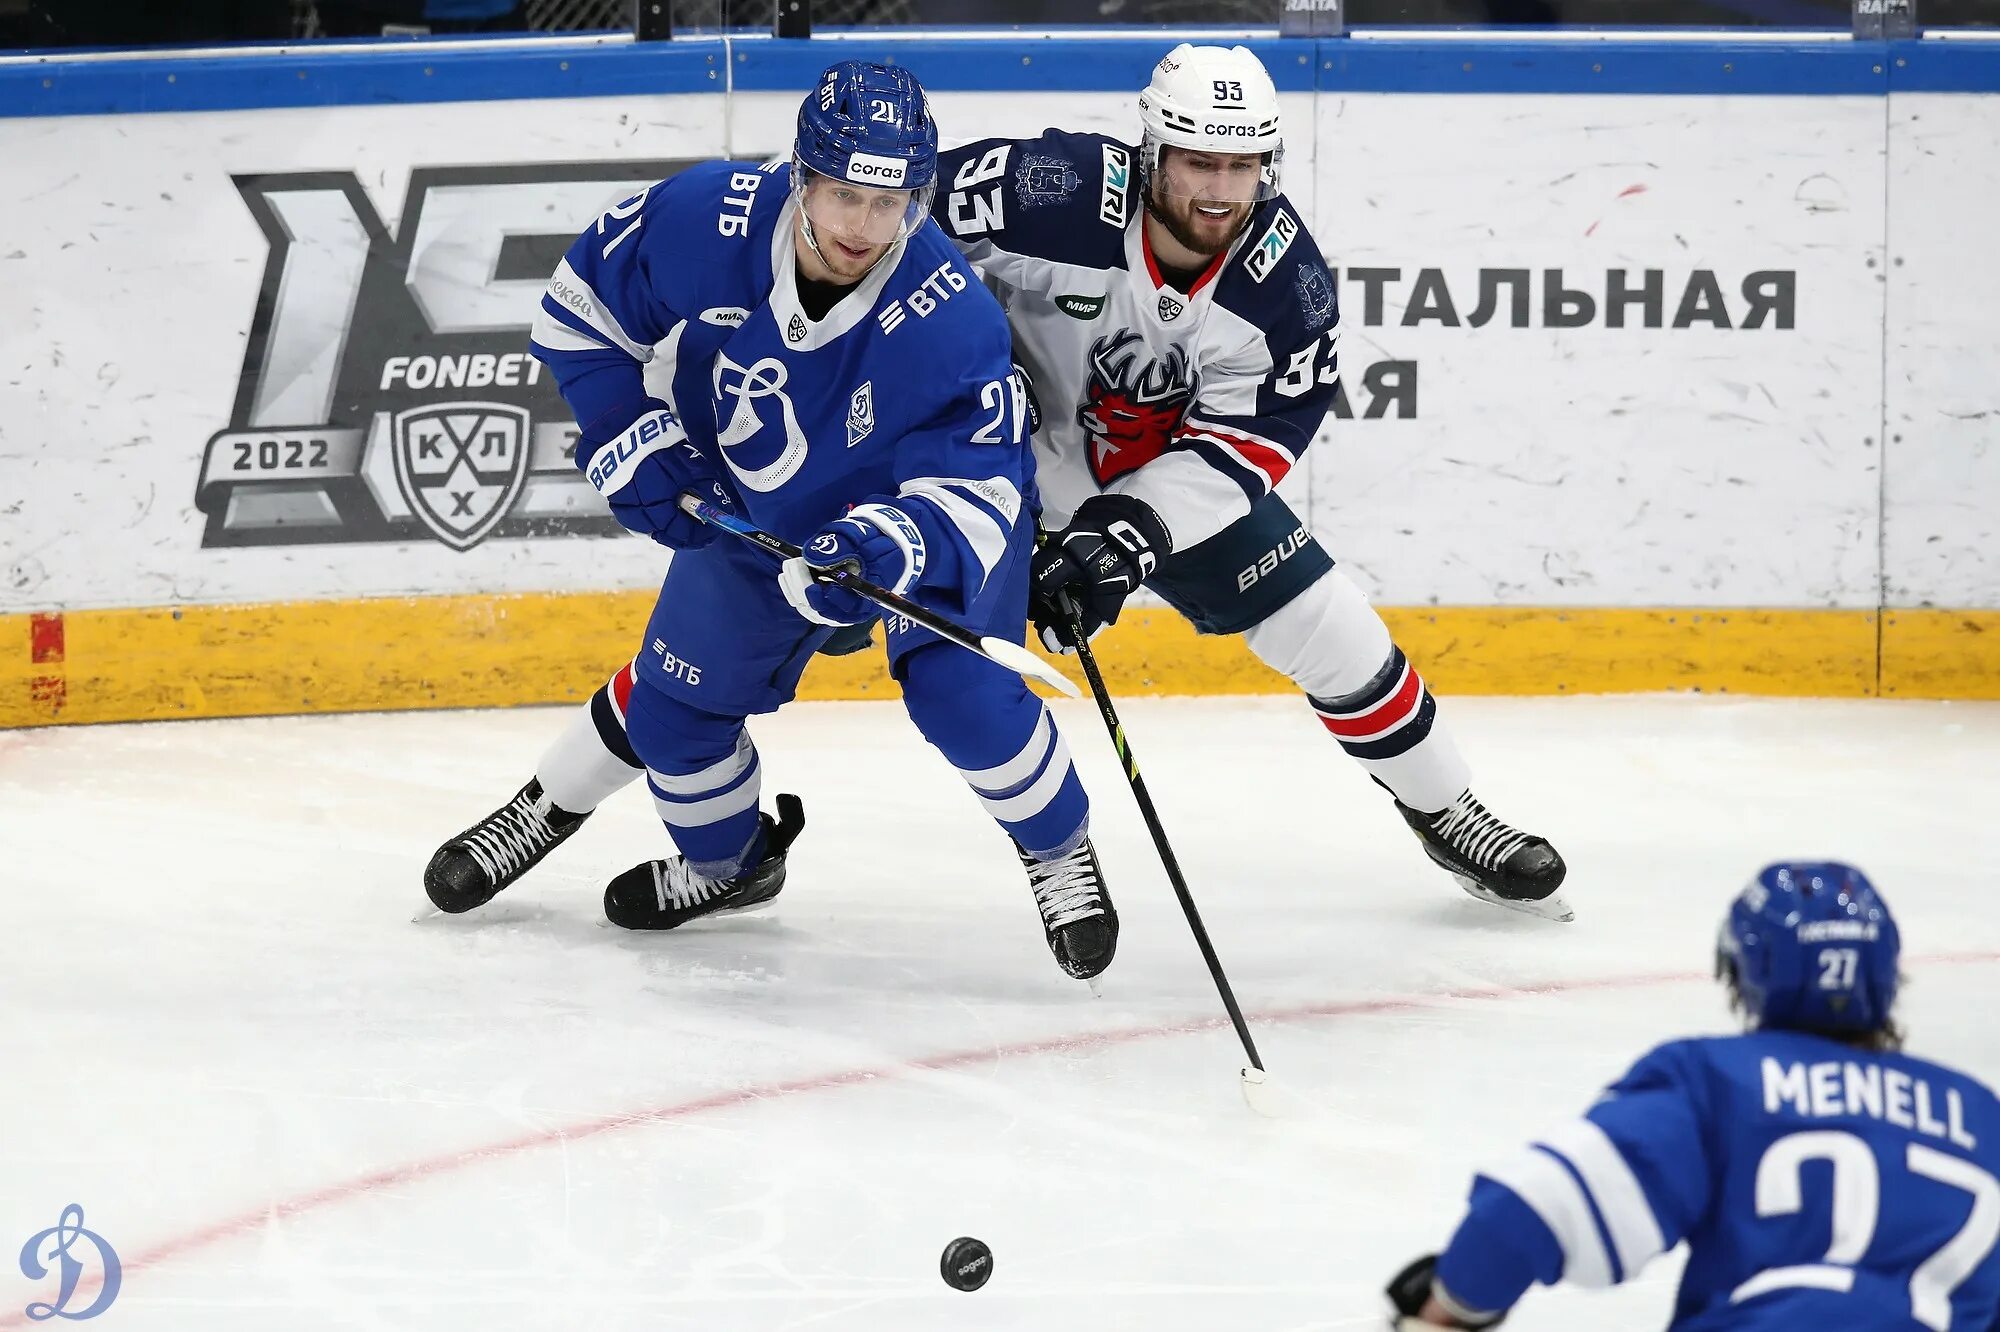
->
<box><xmin>422</xmin><ymin>63</ymin><xmax>1119</xmax><ymax>981</ymax></box>
<box><xmin>1389</xmin><ymin>862</ymin><xmax>2000</xmax><ymax>1331</ymax></box>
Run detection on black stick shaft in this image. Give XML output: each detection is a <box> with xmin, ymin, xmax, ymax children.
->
<box><xmin>1063</xmin><ymin>605</ymin><xmax>1265</xmax><ymax>1072</ymax></box>
<box><xmin>680</xmin><ymin>495</ymin><xmax>1078</xmax><ymax>698</ymax></box>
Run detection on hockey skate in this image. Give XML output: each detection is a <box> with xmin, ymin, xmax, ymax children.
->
<box><xmin>1397</xmin><ymin>790</ymin><xmax>1572</xmax><ymax>922</ymax></box>
<box><xmin>424</xmin><ymin>778</ymin><xmax>591</xmax><ymax>914</ymax></box>
<box><xmin>1020</xmin><ymin>838</ymin><xmax>1119</xmax><ymax>980</ymax></box>
<box><xmin>603</xmin><ymin>794</ymin><xmax>805</xmax><ymax>930</ymax></box>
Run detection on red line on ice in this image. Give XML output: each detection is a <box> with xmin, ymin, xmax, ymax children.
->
<box><xmin>9</xmin><ymin>950</ymin><xmax>1998</xmax><ymax>1322</ymax></box>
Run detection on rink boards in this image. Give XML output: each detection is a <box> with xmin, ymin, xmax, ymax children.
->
<box><xmin>1</xmin><ymin>32</ymin><xmax>1997</xmax><ymax>722</ymax></box>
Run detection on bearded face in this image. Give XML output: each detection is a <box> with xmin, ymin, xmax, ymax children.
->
<box><xmin>1145</xmin><ymin>146</ymin><xmax>1265</xmax><ymax>257</ymax></box>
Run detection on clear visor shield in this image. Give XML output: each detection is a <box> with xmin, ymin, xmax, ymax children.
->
<box><xmin>794</xmin><ymin>163</ymin><xmax>936</xmax><ymax>249</ymax></box>
<box><xmin>1146</xmin><ymin>139</ymin><xmax>1282</xmax><ymax>207</ymax></box>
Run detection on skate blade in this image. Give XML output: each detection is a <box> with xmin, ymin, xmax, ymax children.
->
<box><xmin>1453</xmin><ymin>875</ymin><xmax>1575</xmax><ymax>923</ymax></box>
<box><xmin>1086</xmin><ymin>976</ymin><xmax>1104</xmax><ymax>998</ymax></box>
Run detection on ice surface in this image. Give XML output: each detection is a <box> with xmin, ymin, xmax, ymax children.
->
<box><xmin>4</xmin><ymin>695</ymin><xmax>1997</xmax><ymax>1330</ymax></box>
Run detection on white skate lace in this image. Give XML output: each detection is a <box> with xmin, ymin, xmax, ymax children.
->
<box><xmin>1432</xmin><ymin>792</ymin><xmax>1530</xmax><ymax>872</ymax></box>
<box><xmin>652</xmin><ymin>858</ymin><xmax>724</xmax><ymax>912</ymax></box>
<box><xmin>1026</xmin><ymin>845</ymin><xmax>1104</xmax><ymax>929</ymax></box>
<box><xmin>462</xmin><ymin>789</ymin><xmax>561</xmax><ymax>884</ymax></box>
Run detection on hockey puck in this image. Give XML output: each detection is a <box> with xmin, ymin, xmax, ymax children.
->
<box><xmin>939</xmin><ymin>1236</ymin><xmax>993</xmax><ymax>1291</ymax></box>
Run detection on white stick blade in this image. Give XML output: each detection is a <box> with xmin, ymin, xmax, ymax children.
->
<box><xmin>980</xmin><ymin>636</ymin><xmax>1080</xmax><ymax>698</ymax></box>
<box><xmin>1239</xmin><ymin>1066</ymin><xmax>1289</xmax><ymax>1119</ymax></box>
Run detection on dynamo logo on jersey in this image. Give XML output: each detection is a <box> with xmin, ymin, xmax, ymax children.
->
<box><xmin>713</xmin><ymin>352</ymin><xmax>811</xmax><ymax>493</ymax></box>
<box><xmin>195</xmin><ymin>159</ymin><xmax>702</xmax><ymax>551</ymax></box>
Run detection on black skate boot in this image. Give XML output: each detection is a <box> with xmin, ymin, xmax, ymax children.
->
<box><xmin>603</xmin><ymin>794</ymin><xmax>805</xmax><ymax>930</ymax></box>
<box><xmin>424</xmin><ymin>778</ymin><xmax>591</xmax><ymax>914</ymax></box>
<box><xmin>1019</xmin><ymin>838</ymin><xmax>1119</xmax><ymax>980</ymax></box>
<box><xmin>1396</xmin><ymin>790</ymin><xmax>1571</xmax><ymax>922</ymax></box>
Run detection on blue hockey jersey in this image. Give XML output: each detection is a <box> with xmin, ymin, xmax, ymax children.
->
<box><xmin>1435</xmin><ymin>1030</ymin><xmax>2000</xmax><ymax>1331</ymax></box>
<box><xmin>933</xmin><ymin>129</ymin><xmax>1340</xmax><ymax>552</ymax></box>
<box><xmin>527</xmin><ymin>159</ymin><xmax>1032</xmax><ymax>619</ymax></box>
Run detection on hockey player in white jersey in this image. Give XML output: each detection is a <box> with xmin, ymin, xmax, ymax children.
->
<box><xmin>421</xmin><ymin>63</ymin><xmax>1119</xmax><ymax>982</ymax></box>
<box><xmin>934</xmin><ymin>45</ymin><xmax>1569</xmax><ymax>920</ymax></box>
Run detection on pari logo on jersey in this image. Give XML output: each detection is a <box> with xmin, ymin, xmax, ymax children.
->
<box><xmin>1076</xmin><ymin>330</ymin><xmax>1195</xmax><ymax>485</ymax></box>
<box><xmin>1244</xmin><ymin>208</ymin><xmax>1299</xmax><ymax>284</ymax></box>
<box><xmin>1099</xmin><ymin>145</ymin><xmax>1131</xmax><ymax>229</ymax></box>
<box><xmin>195</xmin><ymin>159</ymin><xmax>700</xmax><ymax>551</ymax></box>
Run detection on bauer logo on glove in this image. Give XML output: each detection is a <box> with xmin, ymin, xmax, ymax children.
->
<box><xmin>585</xmin><ymin>407</ymin><xmax>685</xmax><ymax>495</ymax></box>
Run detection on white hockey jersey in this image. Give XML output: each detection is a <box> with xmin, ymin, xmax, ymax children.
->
<box><xmin>936</xmin><ymin>130</ymin><xmax>1342</xmax><ymax>551</ymax></box>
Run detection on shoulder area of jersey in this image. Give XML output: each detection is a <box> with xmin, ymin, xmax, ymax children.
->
<box><xmin>1214</xmin><ymin>195</ymin><xmax>1337</xmax><ymax>330</ymax></box>
<box><xmin>873</xmin><ymin>225</ymin><xmax>1005</xmax><ymax>340</ymax></box>
<box><xmin>689</xmin><ymin>157</ymin><xmax>792</xmax><ymax>240</ymax></box>
<box><xmin>947</xmin><ymin>129</ymin><xmax>1140</xmax><ymax>232</ymax></box>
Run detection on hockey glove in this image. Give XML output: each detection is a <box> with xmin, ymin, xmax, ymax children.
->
<box><xmin>1030</xmin><ymin>493</ymin><xmax>1170</xmax><ymax>654</ymax></box>
<box><xmin>580</xmin><ymin>401</ymin><xmax>732</xmax><ymax>550</ymax></box>
<box><xmin>1385</xmin><ymin>1255</ymin><xmax>1506</xmax><ymax>1330</ymax></box>
<box><xmin>781</xmin><ymin>502</ymin><xmax>927</xmax><ymax>627</ymax></box>
<box><xmin>1011</xmin><ymin>361</ymin><xmax>1042</xmax><ymax>438</ymax></box>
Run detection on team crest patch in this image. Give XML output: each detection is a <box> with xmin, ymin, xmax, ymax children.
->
<box><xmin>391</xmin><ymin>402</ymin><xmax>530</xmax><ymax>551</ymax></box>
<box><xmin>847</xmin><ymin>381</ymin><xmax>875</xmax><ymax>448</ymax></box>
<box><xmin>1296</xmin><ymin>261</ymin><xmax>1337</xmax><ymax>331</ymax></box>
<box><xmin>1015</xmin><ymin>153</ymin><xmax>1082</xmax><ymax>207</ymax></box>
<box><xmin>1158</xmin><ymin>292</ymin><xmax>1185</xmax><ymax>322</ymax></box>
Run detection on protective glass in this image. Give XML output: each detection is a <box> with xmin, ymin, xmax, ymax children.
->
<box><xmin>793</xmin><ymin>162</ymin><xmax>936</xmax><ymax>247</ymax></box>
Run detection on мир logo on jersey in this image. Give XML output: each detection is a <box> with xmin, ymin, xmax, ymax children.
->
<box><xmin>1077</xmin><ymin>330</ymin><xmax>1193</xmax><ymax>485</ymax></box>
<box><xmin>195</xmin><ymin>159</ymin><xmax>699</xmax><ymax>552</ymax></box>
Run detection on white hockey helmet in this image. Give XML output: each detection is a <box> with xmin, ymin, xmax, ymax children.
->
<box><xmin>1137</xmin><ymin>44</ymin><xmax>1284</xmax><ymax>204</ymax></box>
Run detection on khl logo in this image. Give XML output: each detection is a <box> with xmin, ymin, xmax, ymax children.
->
<box><xmin>17</xmin><ymin>1204</ymin><xmax>120</xmax><ymax>1321</ymax></box>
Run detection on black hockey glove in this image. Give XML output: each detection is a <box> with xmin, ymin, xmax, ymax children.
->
<box><xmin>1011</xmin><ymin>361</ymin><xmax>1042</xmax><ymax>437</ymax></box>
<box><xmin>1030</xmin><ymin>493</ymin><xmax>1170</xmax><ymax>654</ymax></box>
<box><xmin>1385</xmin><ymin>1254</ymin><xmax>1506</xmax><ymax>1330</ymax></box>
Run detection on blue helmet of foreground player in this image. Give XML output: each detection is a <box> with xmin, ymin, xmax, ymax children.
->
<box><xmin>1717</xmin><ymin>861</ymin><xmax>1901</xmax><ymax>1036</ymax></box>
<box><xmin>792</xmin><ymin>62</ymin><xmax>938</xmax><ymax>248</ymax></box>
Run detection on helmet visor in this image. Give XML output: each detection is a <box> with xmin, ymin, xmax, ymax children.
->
<box><xmin>1147</xmin><ymin>140</ymin><xmax>1281</xmax><ymax>207</ymax></box>
<box><xmin>795</xmin><ymin>162</ymin><xmax>935</xmax><ymax>247</ymax></box>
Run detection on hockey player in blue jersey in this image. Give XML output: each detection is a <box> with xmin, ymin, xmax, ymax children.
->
<box><xmin>422</xmin><ymin>62</ymin><xmax>1120</xmax><ymax>982</ymax></box>
<box><xmin>1388</xmin><ymin>861</ymin><xmax>2000</xmax><ymax>1330</ymax></box>
<box><xmin>933</xmin><ymin>45</ymin><xmax>1568</xmax><ymax>920</ymax></box>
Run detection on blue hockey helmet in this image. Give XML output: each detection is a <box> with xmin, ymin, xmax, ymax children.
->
<box><xmin>1717</xmin><ymin>861</ymin><xmax>1901</xmax><ymax>1036</ymax></box>
<box><xmin>792</xmin><ymin>62</ymin><xmax>938</xmax><ymax>254</ymax></box>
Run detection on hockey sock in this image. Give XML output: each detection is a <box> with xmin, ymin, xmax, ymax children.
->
<box><xmin>899</xmin><ymin>641</ymin><xmax>1089</xmax><ymax>860</ymax></box>
<box><xmin>623</xmin><ymin>674</ymin><xmax>765</xmax><ymax>880</ymax></box>
<box><xmin>535</xmin><ymin>659</ymin><xmax>646</xmax><ymax>814</ymax></box>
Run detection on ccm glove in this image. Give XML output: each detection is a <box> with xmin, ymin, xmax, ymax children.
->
<box><xmin>580</xmin><ymin>400</ymin><xmax>732</xmax><ymax>550</ymax></box>
<box><xmin>1385</xmin><ymin>1255</ymin><xmax>1506</xmax><ymax>1330</ymax></box>
<box><xmin>1029</xmin><ymin>492</ymin><xmax>1170</xmax><ymax>653</ymax></box>
<box><xmin>780</xmin><ymin>502</ymin><xmax>927</xmax><ymax>627</ymax></box>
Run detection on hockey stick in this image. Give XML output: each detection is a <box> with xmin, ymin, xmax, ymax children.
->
<box><xmin>680</xmin><ymin>494</ymin><xmax>1079</xmax><ymax>699</ymax></box>
<box><xmin>1055</xmin><ymin>595</ymin><xmax>1280</xmax><ymax>1116</ymax></box>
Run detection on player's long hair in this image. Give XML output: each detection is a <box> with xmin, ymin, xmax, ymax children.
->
<box><xmin>1718</xmin><ymin>957</ymin><xmax>1906</xmax><ymax>1053</ymax></box>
